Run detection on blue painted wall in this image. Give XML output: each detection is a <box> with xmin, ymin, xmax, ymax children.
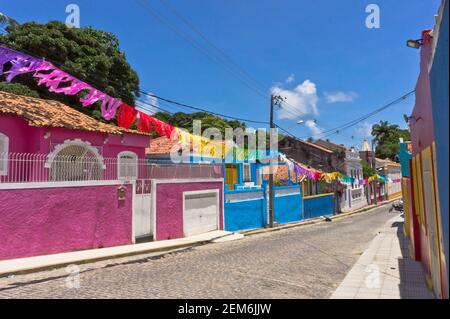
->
<box><xmin>303</xmin><ymin>194</ymin><xmax>334</xmax><ymax>219</ymax></box>
<box><xmin>399</xmin><ymin>142</ymin><xmax>412</xmax><ymax>177</ymax></box>
<box><xmin>224</xmin><ymin>188</ymin><xmax>267</xmax><ymax>231</ymax></box>
<box><xmin>430</xmin><ymin>0</ymin><xmax>449</xmax><ymax>284</ymax></box>
<box><xmin>224</xmin><ymin>198</ymin><xmax>266</xmax><ymax>231</ymax></box>
<box><xmin>274</xmin><ymin>186</ymin><xmax>302</xmax><ymax>224</ymax></box>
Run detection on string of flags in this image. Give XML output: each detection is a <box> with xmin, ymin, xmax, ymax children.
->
<box><xmin>0</xmin><ymin>45</ymin><xmax>408</xmax><ymax>172</ymax></box>
<box><xmin>0</xmin><ymin>45</ymin><xmax>179</xmax><ymax>139</ymax></box>
<box><xmin>0</xmin><ymin>45</ymin><xmax>238</xmax><ymax>157</ymax></box>
<box><xmin>283</xmin><ymin>155</ymin><xmax>399</xmax><ymax>184</ymax></box>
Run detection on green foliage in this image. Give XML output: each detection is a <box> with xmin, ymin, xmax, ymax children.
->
<box><xmin>0</xmin><ymin>81</ymin><xmax>39</xmax><ymax>98</ymax></box>
<box><xmin>0</xmin><ymin>21</ymin><xmax>140</xmax><ymax>117</ymax></box>
<box><xmin>153</xmin><ymin>111</ymin><xmax>248</xmax><ymax>137</ymax></box>
<box><xmin>361</xmin><ymin>159</ymin><xmax>376</xmax><ymax>178</ymax></box>
<box><xmin>371</xmin><ymin>120</ymin><xmax>410</xmax><ymax>161</ymax></box>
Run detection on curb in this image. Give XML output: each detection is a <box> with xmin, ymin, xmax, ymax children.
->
<box><xmin>240</xmin><ymin>198</ymin><xmax>400</xmax><ymax>237</ymax></box>
<box><xmin>0</xmin><ymin>232</ymin><xmax>238</xmax><ymax>277</ymax></box>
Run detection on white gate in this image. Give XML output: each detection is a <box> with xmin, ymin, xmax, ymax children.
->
<box><xmin>134</xmin><ymin>179</ymin><xmax>152</xmax><ymax>240</ymax></box>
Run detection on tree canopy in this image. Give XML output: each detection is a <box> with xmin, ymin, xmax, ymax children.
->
<box><xmin>371</xmin><ymin>120</ymin><xmax>410</xmax><ymax>161</ymax></box>
<box><xmin>153</xmin><ymin>111</ymin><xmax>247</xmax><ymax>137</ymax></box>
<box><xmin>0</xmin><ymin>21</ymin><xmax>140</xmax><ymax>120</ymax></box>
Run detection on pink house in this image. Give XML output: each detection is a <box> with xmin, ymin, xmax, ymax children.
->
<box><xmin>0</xmin><ymin>91</ymin><xmax>224</xmax><ymax>261</ymax></box>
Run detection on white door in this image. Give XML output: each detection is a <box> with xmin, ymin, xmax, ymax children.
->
<box><xmin>134</xmin><ymin>194</ymin><xmax>152</xmax><ymax>239</ymax></box>
<box><xmin>133</xmin><ymin>180</ymin><xmax>152</xmax><ymax>240</ymax></box>
<box><xmin>183</xmin><ymin>191</ymin><xmax>218</xmax><ymax>237</ymax></box>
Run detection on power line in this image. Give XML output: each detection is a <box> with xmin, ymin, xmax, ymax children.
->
<box><xmin>134</xmin><ymin>0</ymin><xmax>269</xmax><ymax>100</ymax></box>
<box><xmin>307</xmin><ymin>90</ymin><xmax>415</xmax><ymax>140</ymax></box>
<box><xmin>275</xmin><ymin>89</ymin><xmax>415</xmax><ymax>142</ymax></box>
<box><xmin>141</xmin><ymin>91</ymin><xmax>270</xmax><ymax>125</ymax></box>
<box><xmin>135</xmin><ymin>0</ymin><xmax>303</xmax><ymax>116</ymax></box>
<box><xmin>158</xmin><ymin>0</ymin><xmax>270</xmax><ymax>94</ymax></box>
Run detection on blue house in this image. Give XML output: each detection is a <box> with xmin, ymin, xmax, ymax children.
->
<box><xmin>146</xmin><ymin>137</ymin><xmax>304</xmax><ymax>231</ymax></box>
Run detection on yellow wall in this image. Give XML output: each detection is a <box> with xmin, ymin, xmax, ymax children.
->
<box><xmin>402</xmin><ymin>179</ymin><xmax>410</xmax><ymax>237</ymax></box>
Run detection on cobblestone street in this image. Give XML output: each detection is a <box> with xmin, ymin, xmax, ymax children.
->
<box><xmin>0</xmin><ymin>207</ymin><xmax>397</xmax><ymax>299</ymax></box>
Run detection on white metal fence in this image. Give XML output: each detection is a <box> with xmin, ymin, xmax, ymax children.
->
<box><xmin>0</xmin><ymin>152</ymin><xmax>223</xmax><ymax>183</ymax></box>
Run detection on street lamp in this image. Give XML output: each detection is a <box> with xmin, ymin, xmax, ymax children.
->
<box><xmin>406</xmin><ymin>39</ymin><xmax>423</xmax><ymax>49</ymax></box>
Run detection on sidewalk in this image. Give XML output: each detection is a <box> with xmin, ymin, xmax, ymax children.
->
<box><xmin>0</xmin><ymin>230</ymin><xmax>243</xmax><ymax>277</ymax></box>
<box><xmin>331</xmin><ymin>214</ymin><xmax>434</xmax><ymax>299</ymax></box>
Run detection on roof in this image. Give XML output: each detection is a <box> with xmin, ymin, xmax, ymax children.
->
<box><xmin>298</xmin><ymin>139</ymin><xmax>334</xmax><ymax>154</ymax></box>
<box><xmin>375</xmin><ymin>157</ymin><xmax>401</xmax><ymax>167</ymax></box>
<box><xmin>0</xmin><ymin>91</ymin><xmax>149</xmax><ymax>136</ymax></box>
<box><xmin>315</xmin><ymin>139</ymin><xmax>349</xmax><ymax>152</ymax></box>
<box><xmin>145</xmin><ymin>136</ymin><xmax>235</xmax><ymax>157</ymax></box>
<box><xmin>146</xmin><ymin>136</ymin><xmax>191</xmax><ymax>155</ymax></box>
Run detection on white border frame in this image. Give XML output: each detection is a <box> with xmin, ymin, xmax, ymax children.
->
<box><xmin>44</xmin><ymin>138</ymin><xmax>106</xmax><ymax>169</ymax></box>
<box><xmin>151</xmin><ymin>178</ymin><xmax>224</xmax><ymax>241</ymax></box>
<box><xmin>0</xmin><ymin>180</ymin><xmax>127</xmax><ymax>189</ymax></box>
<box><xmin>117</xmin><ymin>151</ymin><xmax>138</xmax><ymax>180</ymax></box>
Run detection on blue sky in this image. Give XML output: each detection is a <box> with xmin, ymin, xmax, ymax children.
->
<box><xmin>1</xmin><ymin>0</ymin><xmax>440</xmax><ymax>148</ymax></box>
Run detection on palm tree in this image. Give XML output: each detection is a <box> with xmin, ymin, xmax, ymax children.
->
<box><xmin>371</xmin><ymin>121</ymin><xmax>390</xmax><ymax>143</ymax></box>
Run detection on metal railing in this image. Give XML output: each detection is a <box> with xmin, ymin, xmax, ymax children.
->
<box><xmin>0</xmin><ymin>152</ymin><xmax>223</xmax><ymax>184</ymax></box>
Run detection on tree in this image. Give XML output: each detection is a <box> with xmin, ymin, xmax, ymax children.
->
<box><xmin>0</xmin><ymin>82</ymin><xmax>39</xmax><ymax>98</ymax></box>
<box><xmin>371</xmin><ymin>120</ymin><xmax>410</xmax><ymax>161</ymax></box>
<box><xmin>153</xmin><ymin>111</ymin><xmax>246</xmax><ymax>137</ymax></box>
<box><xmin>361</xmin><ymin>159</ymin><xmax>376</xmax><ymax>178</ymax></box>
<box><xmin>0</xmin><ymin>21</ymin><xmax>140</xmax><ymax>120</ymax></box>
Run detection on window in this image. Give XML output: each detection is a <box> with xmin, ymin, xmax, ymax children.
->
<box><xmin>0</xmin><ymin>133</ymin><xmax>9</xmax><ymax>176</ymax></box>
<box><xmin>243</xmin><ymin>163</ymin><xmax>251</xmax><ymax>182</ymax></box>
<box><xmin>118</xmin><ymin>151</ymin><xmax>138</xmax><ymax>180</ymax></box>
<box><xmin>47</xmin><ymin>139</ymin><xmax>104</xmax><ymax>181</ymax></box>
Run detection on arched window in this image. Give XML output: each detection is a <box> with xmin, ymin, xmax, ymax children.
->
<box><xmin>0</xmin><ymin>133</ymin><xmax>9</xmax><ymax>176</ymax></box>
<box><xmin>118</xmin><ymin>151</ymin><xmax>138</xmax><ymax>180</ymax></box>
<box><xmin>46</xmin><ymin>139</ymin><xmax>104</xmax><ymax>181</ymax></box>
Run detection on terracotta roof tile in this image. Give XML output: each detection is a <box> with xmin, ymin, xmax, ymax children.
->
<box><xmin>299</xmin><ymin>139</ymin><xmax>334</xmax><ymax>153</ymax></box>
<box><xmin>145</xmin><ymin>136</ymin><xmax>191</xmax><ymax>155</ymax></box>
<box><xmin>0</xmin><ymin>91</ymin><xmax>149</xmax><ymax>135</ymax></box>
<box><xmin>145</xmin><ymin>136</ymin><xmax>234</xmax><ymax>156</ymax></box>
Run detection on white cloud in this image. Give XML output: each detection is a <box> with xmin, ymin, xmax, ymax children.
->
<box><xmin>272</xmin><ymin>80</ymin><xmax>319</xmax><ymax>120</ymax></box>
<box><xmin>355</xmin><ymin>121</ymin><xmax>373</xmax><ymax>138</ymax></box>
<box><xmin>324</xmin><ymin>91</ymin><xmax>358</xmax><ymax>103</ymax></box>
<box><xmin>305</xmin><ymin>120</ymin><xmax>323</xmax><ymax>137</ymax></box>
<box><xmin>135</xmin><ymin>94</ymin><xmax>158</xmax><ymax>115</ymax></box>
<box><xmin>286</xmin><ymin>74</ymin><xmax>295</xmax><ymax>83</ymax></box>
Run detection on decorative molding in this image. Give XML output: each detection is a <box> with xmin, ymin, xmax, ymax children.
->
<box><xmin>45</xmin><ymin>138</ymin><xmax>105</xmax><ymax>169</ymax></box>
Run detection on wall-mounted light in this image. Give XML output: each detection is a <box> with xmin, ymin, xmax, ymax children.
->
<box><xmin>104</xmin><ymin>137</ymin><xmax>109</xmax><ymax>144</ymax></box>
<box><xmin>406</xmin><ymin>39</ymin><xmax>423</xmax><ymax>49</ymax></box>
<box><xmin>44</xmin><ymin>131</ymin><xmax>51</xmax><ymax>139</ymax></box>
<box><xmin>120</xmin><ymin>135</ymin><xmax>125</xmax><ymax>144</ymax></box>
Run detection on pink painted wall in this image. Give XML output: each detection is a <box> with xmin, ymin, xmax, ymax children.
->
<box><xmin>410</xmin><ymin>31</ymin><xmax>435</xmax><ymax>157</ymax></box>
<box><xmin>0</xmin><ymin>115</ymin><xmax>149</xmax><ymax>158</ymax></box>
<box><xmin>155</xmin><ymin>182</ymin><xmax>223</xmax><ymax>241</ymax></box>
<box><xmin>0</xmin><ymin>183</ymin><xmax>132</xmax><ymax>261</ymax></box>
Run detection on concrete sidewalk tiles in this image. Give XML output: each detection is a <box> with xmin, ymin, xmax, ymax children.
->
<box><xmin>331</xmin><ymin>214</ymin><xmax>435</xmax><ymax>299</ymax></box>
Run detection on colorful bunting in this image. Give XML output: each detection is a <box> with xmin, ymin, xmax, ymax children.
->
<box><xmin>0</xmin><ymin>45</ymin><xmax>179</xmax><ymax>139</ymax></box>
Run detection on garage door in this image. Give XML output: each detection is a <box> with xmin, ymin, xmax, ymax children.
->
<box><xmin>183</xmin><ymin>191</ymin><xmax>218</xmax><ymax>236</ymax></box>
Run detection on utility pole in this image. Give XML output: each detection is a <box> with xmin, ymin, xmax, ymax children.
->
<box><xmin>268</xmin><ymin>94</ymin><xmax>284</xmax><ymax>228</ymax></box>
<box><xmin>372</xmin><ymin>138</ymin><xmax>378</xmax><ymax>205</ymax></box>
<box><xmin>268</xmin><ymin>95</ymin><xmax>275</xmax><ymax>228</ymax></box>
